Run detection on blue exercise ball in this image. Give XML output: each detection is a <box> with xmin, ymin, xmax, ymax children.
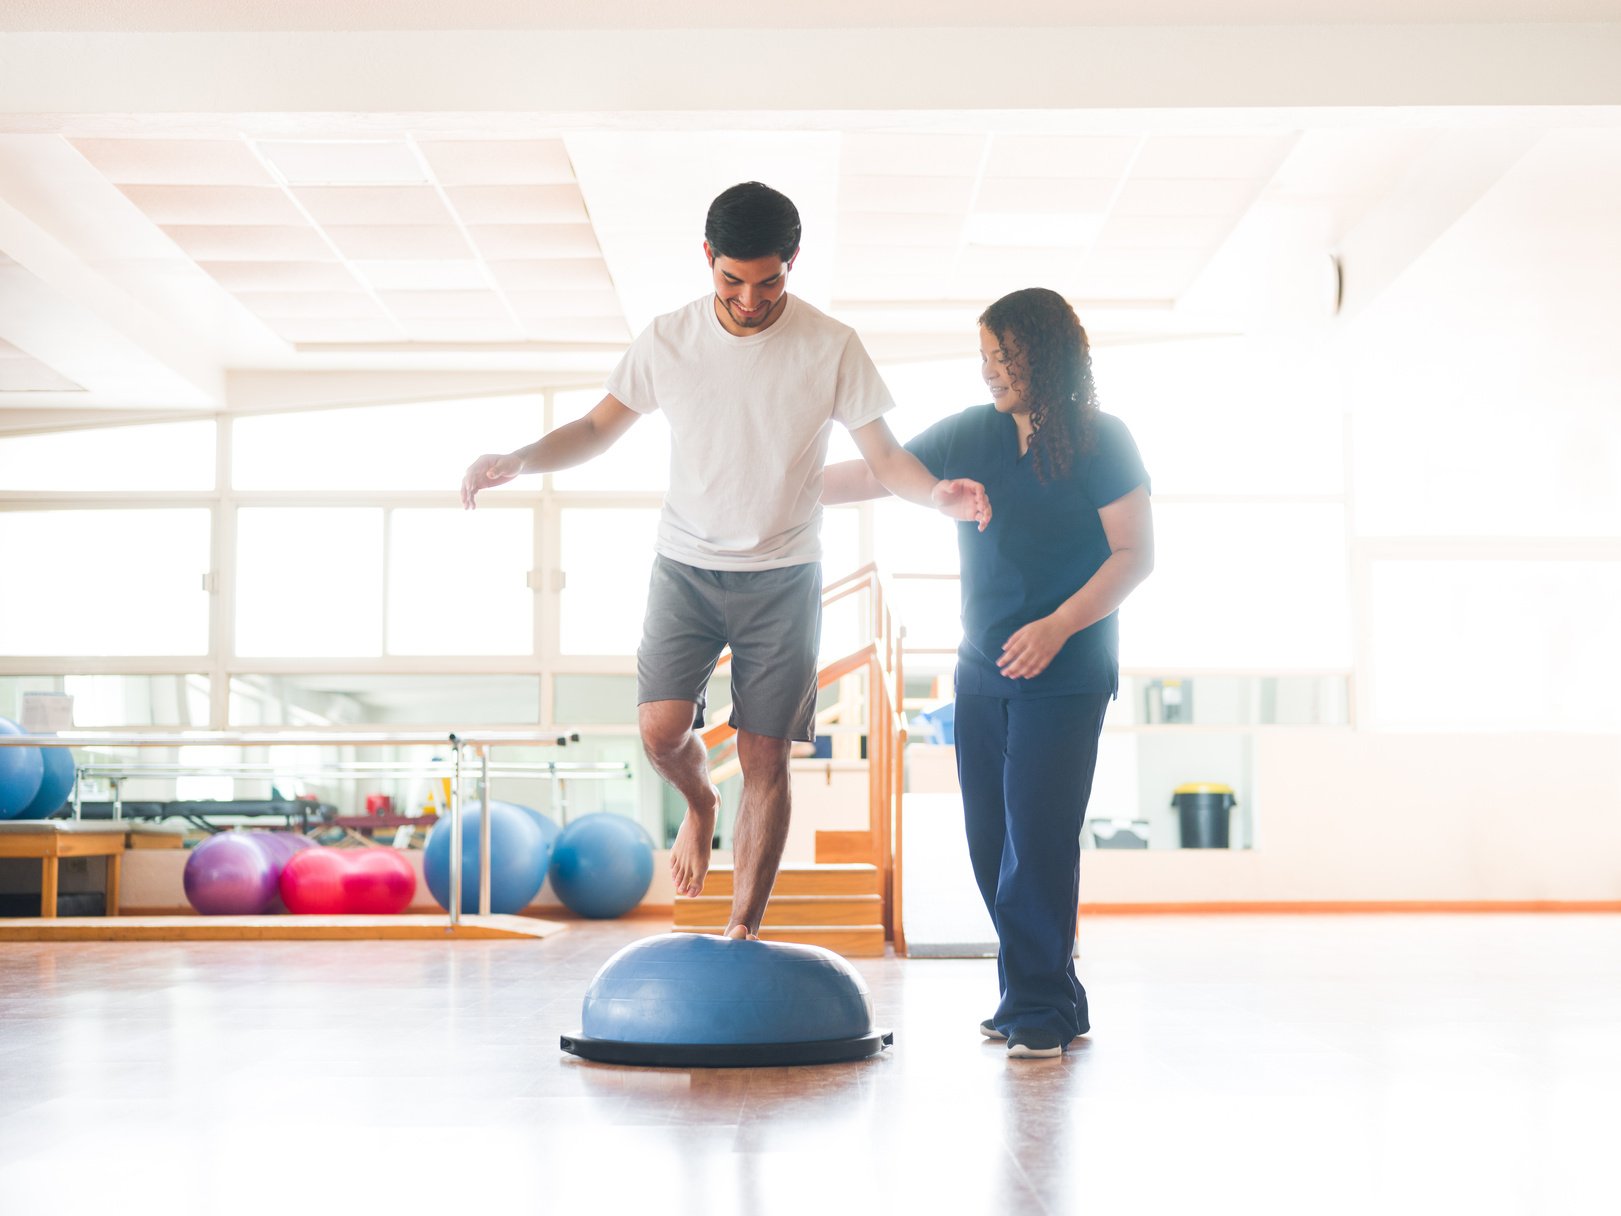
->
<box><xmin>423</xmin><ymin>802</ymin><xmax>549</xmax><ymax>914</ymax></box>
<box><xmin>16</xmin><ymin>745</ymin><xmax>75</xmax><ymax>820</ymax></box>
<box><xmin>569</xmin><ymin>933</ymin><xmax>884</xmax><ymax>1065</ymax></box>
<box><xmin>548</xmin><ymin>813</ymin><xmax>654</xmax><ymax>919</ymax></box>
<box><xmin>0</xmin><ymin>717</ymin><xmax>44</xmax><ymax>821</ymax></box>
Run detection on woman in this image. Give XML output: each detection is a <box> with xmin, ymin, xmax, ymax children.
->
<box><xmin>823</xmin><ymin>287</ymin><xmax>1153</xmax><ymax>1059</ymax></box>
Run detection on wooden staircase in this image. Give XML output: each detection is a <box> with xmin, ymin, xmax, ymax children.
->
<box><xmin>672</xmin><ymin>859</ymin><xmax>887</xmax><ymax>957</ymax></box>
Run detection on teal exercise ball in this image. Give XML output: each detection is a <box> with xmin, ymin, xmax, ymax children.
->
<box><xmin>17</xmin><ymin>745</ymin><xmax>75</xmax><ymax>820</ymax></box>
<box><xmin>549</xmin><ymin>813</ymin><xmax>655</xmax><ymax>919</ymax></box>
<box><xmin>0</xmin><ymin>717</ymin><xmax>44</xmax><ymax>821</ymax></box>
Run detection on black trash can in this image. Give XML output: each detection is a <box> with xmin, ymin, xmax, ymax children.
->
<box><xmin>1172</xmin><ymin>783</ymin><xmax>1236</xmax><ymax>848</ymax></box>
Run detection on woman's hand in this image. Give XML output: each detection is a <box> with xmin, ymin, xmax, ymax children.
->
<box><xmin>930</xmin><ymin>478</ymin><xmax>991</xmax><ymax>531</ymax></box>
<box><xmin>997</xmin><ymin>615</ymin><xmax>1072</xmax><ymax>679</ymax></box>
<box><xmin>460</xmin><ymin>452</ymin><xmax>523</xmax><ymax>509</ymax></box>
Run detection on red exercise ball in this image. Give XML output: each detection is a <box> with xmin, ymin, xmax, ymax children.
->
<box><xmin>278</xmin><ymin>848</ymin><xmax>350</xmax><ymax>915</ymax></box>
<box><xmin>344</xmin><ymin>848</ymin><xmax>417</xmax><ymax>915</ymax></box>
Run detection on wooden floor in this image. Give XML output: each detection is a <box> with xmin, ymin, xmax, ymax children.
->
<box><xmin>0</xmin><ymin>913</ymin><xmax>565</xmax><ymax>942</ymax></box>
<box><xmin>1</xmin><ymin>914</ymin><xmax>1615</xmax><ymax>1215</ymax></box>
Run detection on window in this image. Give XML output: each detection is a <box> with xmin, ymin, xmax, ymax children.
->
<box><xmin>0</xmin><ymin>509</ymin><xmax>210</xmax><ymax>655</ymax></box>
<box><xmin>558</xmin><ymin>507</ymin><xmax>659</xmax><ymax>655</ymax></box>
<box><xmin>232</xmin><ymin>396</ymin><xmax>540</xmax><ymax>492</ymax></box>
<box><xmin>235</xmin><ymin>508</ymin><xmax>384</xmax><ymax>657</ymax></box>
<box><xmin>388</xmin><ymin>508</ymin><xmax>533</xmax><ymax>655</ymax></box>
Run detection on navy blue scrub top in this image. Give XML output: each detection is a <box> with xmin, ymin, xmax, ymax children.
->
<box><xmin>905</xmin><ymin>405</ymin><xmax>1150</xmax><ymax>699</ymax></box>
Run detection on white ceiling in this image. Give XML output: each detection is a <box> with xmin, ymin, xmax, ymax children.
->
<box><xmin>6</xmin><ymin>1</ymin><xmax>1621</xmax><ymax>29</ymax></box>
<box><xmin>0</xmin><ymin>7</ymin><xmax>1618</xmax><ymax>423</ymax></box>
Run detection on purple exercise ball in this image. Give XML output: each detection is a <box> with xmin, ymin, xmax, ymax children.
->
<box><xmin>184</xmin><ymin>832</ymin><xmax>279</xmax><ymax>915</ymax></box>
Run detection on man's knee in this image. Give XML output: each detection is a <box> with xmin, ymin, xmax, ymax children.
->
<box><xmin>736</xmin><ymin>731</ymin><xmax>792</xmax><ymax>786</ymax></box>
<box><xmin>639</xmin><ymin>701</ymin><xmax>697</xmax><ymax>760</ymax></box>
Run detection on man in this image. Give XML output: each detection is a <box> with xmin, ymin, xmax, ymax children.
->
<box><xmin>462</xmin><ymin>181</ymin><xmax>989</xmax><ymax>939</ymax></box>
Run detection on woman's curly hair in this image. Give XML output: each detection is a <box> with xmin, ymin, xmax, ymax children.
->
<box><xmin>979</xmin><ymin>288</ymin><xmax>1098</xmax><ymax>483</ymax></box>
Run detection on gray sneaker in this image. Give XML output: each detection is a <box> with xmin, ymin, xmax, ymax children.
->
<box><xmin>979</xmin><ymin>1018</ymin><xmax>1006</xmax><ymax>1041</ymax></box>
<box><xmin>1007</xmin><ymin>1029</ymin><xmax>1065</xmax><ymax>1059</ymax></box>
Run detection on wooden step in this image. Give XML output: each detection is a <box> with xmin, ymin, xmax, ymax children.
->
<box><xmin>674</xmin><ymin>894</ymin><xmax>882</xmax><ymax>929</ymax></box>
<box><xmin>673</xmin><ymin>924</ymin><xmax>886</xmax><ymax>957</ymax></box>
<box><xmin>815</xmin><ymin>830</ymin><xmax>876</xmax><ymax>864</ymax></box>
<box><xmin>699</xmin><ymin>863</ymin><xmax>878</xmax><ymax>898</ymax></box>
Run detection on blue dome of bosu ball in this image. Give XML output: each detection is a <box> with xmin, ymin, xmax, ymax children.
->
<box><xmin>560</xmin><ymin>933</ymin><xmax>894</xmax><ymax>1067</ymax></box>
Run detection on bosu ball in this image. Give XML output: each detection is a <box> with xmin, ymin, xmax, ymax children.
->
<box><xmin>561</xmin><ymin>933</ymin><xmax>894</xmax><ymax>1067</ymax></box>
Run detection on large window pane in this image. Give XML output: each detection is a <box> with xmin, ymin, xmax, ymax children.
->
<box><xmin>388</xmin><ymin>508</ymin><xmax>533</xmax><ymax>655</ymax></box>
<box><xmin>890</xmin><ymin>575</ymin><xmax>963</xmax><ymax>650</ymax></box>
<box><xmin>0</xmin><ymin>674</ymin><xmax>210</xmax><ymax>727</ymax></box>
<box><xmin>236</xmin><ymin>508</ymin><xmax>383</xmax><ymax>656</ymax></box>
<box><xmin>0</xmin><ymin>509</ymin><xmax>210</xmax><ymax>655</ymax></box>
<box><xmin>551</xmin><ymin>389</ymin><xmax>671</xmax><ymax>491</ymax></box>
<box><xmin>230</xmin><ymin>674</ymin><xmax>540</xmax><ymax>727</ymax></box>
<box><xmin>1354</xmin><ymin>406</ymin><xmax>1621</xmax><ymax>537</ymax></box>
<box><xmin>1122</xmin><ymin>503</ymin><xmax>1350</xmax><ymax>669</ymax></box>
<box><xmin>558</xmin><ymin>507</ymin><xmax>659</xmax><ymax>655</ymax></box>
<box><xmin>1368</xmin><ymin>560</ymin><xmax>1621</xmax><ymax>731</ymax></box>
<box><xmin>822</xmin><ymin>506</ymin><xmax>862</xmax><ymax>582</ymax></box>
<box><xmin>0</xmin><ymin>421</ymin><xmax>215</xmax><ymax>492</ymax></box>
<box><xmin>232</xmin><ymin>396</ymin><xmax>540</xmax><ymax>492</ymax></box>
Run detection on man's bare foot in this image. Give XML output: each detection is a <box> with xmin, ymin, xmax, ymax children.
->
<box><xmin>723</xmin><ymin>923</ymin><xmax>760</xmax><ymax>941</ymax></box>
<box><xmin>669</xmin><ymin>784</ymin><xmax>719</xmax><ymax>897</ymax></box>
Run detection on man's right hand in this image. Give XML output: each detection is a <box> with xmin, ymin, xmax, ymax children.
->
<box><xmin>460</xmin><ymin>452</ymin><xmax>523</xmax><ymax>509</ymax></box>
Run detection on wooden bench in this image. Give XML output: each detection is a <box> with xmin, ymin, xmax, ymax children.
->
<box><xmin>0</xmin><ymin>822</ymin><xmax>127</xmax><ymax>919</ymax></box>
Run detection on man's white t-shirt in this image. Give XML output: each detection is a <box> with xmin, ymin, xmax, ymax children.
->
<box><xmin>605</xmin><ymin>294</ymin><xmax>894</xmax><ymax>571</ymax></box>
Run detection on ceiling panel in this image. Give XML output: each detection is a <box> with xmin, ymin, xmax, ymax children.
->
<box><xmin>486</xmin><ymin>259</ymin><xmax>616</xmax><ymax>291</ymax></box>
<box><xmin>198</xmin><ymin>260</ymin><xmax>360</xmax><ymax>291</ymax></box>
<box><xmin>503</xmin><ymin>289</ymin><xmax>622</xmax><ymax>319</ymax></box>
<box><xmin>323</xmin><ymin>225</ymin><xmax>472</xmax><ymax>259</ymax></box>
<box><xmin>972</xmin><ymin>177</ymin><xmax>1118</xmax><ymax>213</ymax></box>
<box><xmin>292</xmin><ymin>186</ymin><xmax>455</xmax><ymax>226</ymax></box>
<box><xmin>839</xmin><ymin>175</ymin><xmax>979</xmax><ymax>213</ymax></box>
<box><xmin>466</xmin><ymin>224</ymin><xmax>603</xmax><ymax>259</ymax></box>
<box><xmin>1133</xmin><ymin>134</ymin><xmax>1296</xmax><ymax>178</ymax></box>
<box><xmin>258</xmin><ymin>140</ymin><xmax>426</xmax><ymax>185</ymax></box>
<box><xmin>836</xmin><ymin>211</ymin><xmax>965</xmax><ymax>247</ymax></box>
<box><xmin>121</xmin><ymin>184</ymin><xmax>305</xmax><ymax>224</ymax></box>
<box><xmin>838</xmin><ymin>133</ymin><xmax>986</xmax><ymax>178</ymax></box>
<box><xmin>161</xmin><ymin>225</ymin><xmax>332</xmax><ymax>259</ymax></box>
<box><xmin>377</xmin><ymin>290</ymin><xmax>511</xmax><ymax>319</ymax></box>
<box><xmin>984</xmin><ymin>135</ymin><xmax>1142</xmax><ymax>179</ymax></box>
<box><xmin>352</xmin><ymin>260</ymin><xmax>490</xmax><ymax>290</ymax></box>
<box><xmin>445</xmin><ymin>185</ymin><xmax>590</xmax><ymax>225</ymax></box>
<box><xmin>417</xmin><ymin>139</ymin><xmax>576</xmax><ymax>185</ymax></box>
<box><xmin>70</xmin><ymin>138</ymin><xmax>274</xmax><ymax>185</ymax></box>
<box><xmin>1113</xmin><ymin>177</ymin><xmax>1267</xmax><ymax>215</ymax></box>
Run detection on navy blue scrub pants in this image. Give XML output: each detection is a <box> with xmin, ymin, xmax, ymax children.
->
<box><xmin>955</xmin><ymin>690</ymin><xmax>1111</xmax><ymax>1042</ymax></box>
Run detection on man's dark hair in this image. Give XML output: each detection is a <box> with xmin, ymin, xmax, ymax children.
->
<box><xmin>705</xmin><ymin>182</ymin><xmax>801</xmax><ymax>263</ymax></box>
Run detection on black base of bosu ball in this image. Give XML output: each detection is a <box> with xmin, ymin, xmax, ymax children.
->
<box><xmin>560</xmin><ymin>933</ymin><xmax>894</xmax><ymax>1067</ymax></box>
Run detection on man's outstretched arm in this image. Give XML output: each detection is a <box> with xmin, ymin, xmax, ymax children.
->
<box><xmin>845</xmin><ymin>418</ymin><xmax>990</xmax><ymax>530</ymax></box>
<box><xmin>461</xmin><ymin>394</ymin><xmax>640</xmax><ymax>508</ymax></box>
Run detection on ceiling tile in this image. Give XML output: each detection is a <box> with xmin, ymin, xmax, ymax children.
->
<box><xmin>401</xmin><ymin>317</ymin><xmax>527</xmax><ymax>342</ymax></box>
<box><xmin>121</xmin><ymin>185</ymin><xmax>304</xmax><ymax>225</ymax></box>
<box><xmin>972</xmin><ymin>177</ymin><xmax>1118</xmax><ymax>214</ymax></box>
<box><xmin>266</xmin><ymin>318</ymin><xmax>404</xmax><ymax>344</ymax></box>
<box><xmin>292</xmin><ymin>186</ymin><xmax>454</xmax><ymax>226</ymax></box>
<box><xmin>353</xmin><ymin>260</ymin><xmax>490</xmax><ymax>290</ymax></box>
<box><xmin>486</xmin><ymin>259</ymin><xmax>615</xmax><ymax>291</ymax></box>
<box><xmin>467</xmin><ymin>225</ymin><xmax>602</xmax><ymax>259</ymax></box>
<box><xmin>1132</xmin><ymin>134</ymin><xmax>1296</xmax><ymax>179</ymax></box>
<box><xmin>232</xmin><ymin>291</ymin><xmax>391</xmax><ymax>321</ymax></box>
<box><xmin>324</xmin><ymin>226</ymin><xmax>473</xmax><ymax>259</ymax></box>
<box><xmin>840</xmin><ymin>176</ymin><xmax>978</xmax><ymax>214</ymax></box>
<box><xmin>258</xmin><ymin>140</ymin><xmax>427</xmax><ymax>185</ymax></box>
<box><xmin>377</xmin><ymin>290</ymin><xmax>511</xmax><ymax>320</ymax></box>
<box><xmin>505</xmin><ymin>290</ymin><xmax>623</xmax><ymax>320</ymax></box>
<box><xmin>838</xmin><ymin>134</ymin><xmax>986</xmax><ymax>178</ymax></box>
<box><xmin>1112</xmin><ymin>178</ymin><xmax>1264</xmax><ymax>217</ymax></box>
<box><xmin>71</xmin><ymin>138</ymin><xmax>274</xmax><ymax>186</ymax></box>
<box><xmin>198</xmin><ymin>261</ymin><xmax>360</xmax><ymax>291</ymax></box>
<box><xmin>833</xmin><ymin>272</ymin><xmax>950</xmax><ymax>302</ymax></box>
<box><xmin>836</xmin><ymin>212</ymin><xmax>964</xmax><ymax>247</ymax></box>
<box><xmin>444</xmin><ymin>185</ymin><xmax>590</xmax><ymax>225</ymax></box>
<box><xmin>417</xmin><ymin>140</ymin><xmax>576</xmax><ymax>185</ymax></box>
<box><xmin>984</xmin><ymin>136</ymin><xmax>1142</xmax><ymax>179</ymax></box>
<box><xmin>0</xmin><ymin>339</ymin><xmax>83</xmax><ymax>392</ymax></box>
<box><xmin>1092</xmin><ymin>213</ymin><xmax>1237</xmax><ymax>251</ymax></box>
<box><xmin>162</xmin><ymin>225</ymin><xmax>332</xmax><ymax>260</ymax></box>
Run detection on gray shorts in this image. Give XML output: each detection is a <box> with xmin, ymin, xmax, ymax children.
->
<box><xmin>637</xmin><ymin>555</ymin><xmax>822</xmax><ymax>743</ymax></box>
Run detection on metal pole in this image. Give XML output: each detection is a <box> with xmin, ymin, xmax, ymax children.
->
<box><xmin>477</xmin><ymin>746</ymin><xmax>492</xmax><ymax>918</ymax></box>
<box><xmin>111</xmin><ymin>777</ymin><xmax>122</xmax><ymax>823</ymax></box>
<box><xmin>71</xmin><ymin>765</ymin><xmax>82</xmax><ymax>821</ymax></box>
<box><xmin>448</xmin><ymin>739</ymin><xmax>463</xmax><ymax>928</ymax></box>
